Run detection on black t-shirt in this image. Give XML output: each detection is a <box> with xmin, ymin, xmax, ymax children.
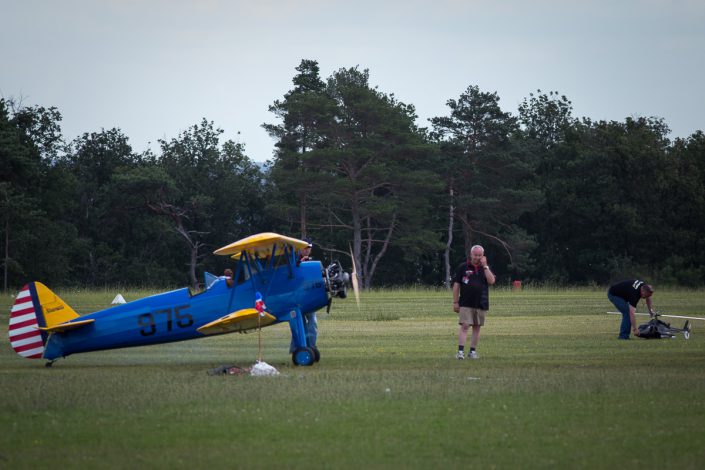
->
<box><xmin>608</xmin><ymin>279</ymin><xmax>645</xmax><ymax>308</ymax></box>
<box><xmin>453</xmin><ymin>261</ymin><xmax>490</xmax><ymax>310</ymax></box>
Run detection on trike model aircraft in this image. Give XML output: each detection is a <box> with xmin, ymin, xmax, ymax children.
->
<box><xmin>8</xmin><ymin>233</ymin><xmax>350</xmax><ymax>366</ymax></box>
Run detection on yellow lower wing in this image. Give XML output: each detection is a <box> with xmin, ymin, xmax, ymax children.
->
<box><xmin>197</xmin><ymin>308</ymin><xmax>277</xmax><ymax>335</ymax></box>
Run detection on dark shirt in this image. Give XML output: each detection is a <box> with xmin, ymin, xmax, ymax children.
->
<box><xmin>608</xmin><ymin>279</ymin><xmax>645</xmax><ymax>308</ymax></box>
<box><xmin>453</xmin><ymin>261</ymin><xmax>490</xmax><ymax>310</ymax></box>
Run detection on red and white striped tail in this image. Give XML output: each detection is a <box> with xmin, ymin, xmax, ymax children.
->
<box><xmin>8</xmin><ymin>285</ymin><xmax>45</xmax><ymax>359</ymax></box>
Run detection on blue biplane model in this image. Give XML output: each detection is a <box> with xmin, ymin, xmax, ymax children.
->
<box><xmin>8</xmin><ymin>233</ymin><xmax>351</xmax><ymax>366</ymax></box>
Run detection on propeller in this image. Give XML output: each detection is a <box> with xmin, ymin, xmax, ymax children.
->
<box><xmin>349</xmin><ymin>245</ymin><xmax>360</xmax><ymax>309</ymax></box>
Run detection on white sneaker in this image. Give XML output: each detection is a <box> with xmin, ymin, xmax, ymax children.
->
<box><xmin>456</xmin><ymin>350</ymin><xmax>465</xmax><ymax>360</ymax></box>
<box><xmin>468</xmin><ymin>351</ymin><xmax>479</xmax><ymax>359</ymax></box>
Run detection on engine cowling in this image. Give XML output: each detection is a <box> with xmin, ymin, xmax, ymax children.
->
<box><xmin>324</xmin><ymin>261</ymin><xmax>350</xmax><ymax>299</ymax></box>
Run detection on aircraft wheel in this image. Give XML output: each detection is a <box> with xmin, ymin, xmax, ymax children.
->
<box><xmin>292</xmin><ymin>347</ymin><xmax>315</xmax><ymax>366</ymax></box>
<box><xmin>684</xmin><ymin>330</ymin><xmax>690</xmax><ymax>340</ymax></box>
<box><xmin>312</xmin><ymin>347</ymin><xmax>320</xmax><ymax>362</ymax></box>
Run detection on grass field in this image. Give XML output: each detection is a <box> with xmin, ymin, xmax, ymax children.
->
<box><xmin>1</xmin><ymin>286</ymin><xmax>705</xmax><ymax>469</ymax></box>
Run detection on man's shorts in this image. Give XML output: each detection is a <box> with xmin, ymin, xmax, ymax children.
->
<box><xmin>458</xmin><ymin>307</ymin><xmax>486</xmax><ymax>326</ymax></box>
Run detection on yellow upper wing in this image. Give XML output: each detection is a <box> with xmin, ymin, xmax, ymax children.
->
<box><xmin>213</xmin><ymin>232</ymin><xmax>308</xmax><ymax>258</ymax></box>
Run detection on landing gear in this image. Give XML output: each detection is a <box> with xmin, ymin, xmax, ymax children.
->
<box><xmin>312</xmin><ymin>346</ymin><xmax>320</xmax><ymax>362</ymax></box>
<box><xmin>45</xmin><ymin>360</ymin><xmax>55</xmax><ymax>368</ymax></box>
<box><xmin>292</xmin><ymin>347</ymin><xmax>315</xmax><ymax>366</ymax></box>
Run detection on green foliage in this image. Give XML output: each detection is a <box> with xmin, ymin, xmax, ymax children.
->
<box><xmin>431</xmin><ymin>86</ymin><xmax>541</xmax><ymax>278</ymax></box>
<box><xmin>518</xmin><ymin>89</ymin><xmax>574</xmax><ymax>148</ymax></box>
<box><xmin>263</xmin><ymin>59</ymin><xmax>337</xmax><ymax>233</ymax></box>
<box><xmin>266</xmin><ymin>62</ymin><xmax>442</xmax><ymax>288</ymax></box>
<box><xmin>0</xmin><ymin>99</ymin><xmax>76</xmax><ymax>289</ymax></box>
<box><xmin>1</xmin><ymin>97</ymin><xmax>269</xmax><ymax>289</ymax></box>
<box><xmin>660</xmin><ymin>131</ymin><xmax>705</xmax><ymax>286</ymax></box>
<box><xmin>121</xmin><ymin>119</ymin><xmax>268</xmax><ymax>288</ymax></box>
<box><xmin>525</xmin><ymin>116</ymin><xmax>689</xmax><ymax>284</ymax></box>
<box><xmin>2</xmin><ymin>66</ymin><xmax>705</xmax><ymax>288</ymax></box>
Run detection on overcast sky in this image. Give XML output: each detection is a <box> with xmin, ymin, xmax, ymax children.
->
<box><xmin>3</xmin><ymin>0</ymin><xmax>704</xmax><ymax>162</ymax></box>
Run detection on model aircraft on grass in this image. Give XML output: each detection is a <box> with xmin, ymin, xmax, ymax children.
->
<box><xmin>8</xmin><ymin>233</ymin><xmax>352</xmax><ymax>367</ymax></box>
<box><xmin>607</xmin><ymin>310</ymin><xmax>704</xmax><ymax>340</ymax></box>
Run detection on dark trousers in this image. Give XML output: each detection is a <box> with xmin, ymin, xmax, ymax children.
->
<box><xmin>608</xmin><ymin>293</ymin><xmax>632</xmax><ymax>339</ymax></box>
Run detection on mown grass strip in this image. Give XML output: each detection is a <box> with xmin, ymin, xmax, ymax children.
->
<box><xmin>1</xmin><ymin>287</ymin><xmax>704</xmax><ymax>468</ymax></box>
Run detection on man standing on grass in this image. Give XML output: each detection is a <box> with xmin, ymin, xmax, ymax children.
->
<box><xmin>607</xmin><ymin>279</ymin><xmax>655</xmax><ymax>339</ymax></box>
<box><xmin>452</xmin><ymin>245</ymin><xmax>496</xmax><ymax>359</ymax></box>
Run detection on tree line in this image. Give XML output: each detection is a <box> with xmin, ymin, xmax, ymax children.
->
<box><xmin>2</xmin><ymin>59</ymin><xmax>704</xmax><ymax>290</ymax></box>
